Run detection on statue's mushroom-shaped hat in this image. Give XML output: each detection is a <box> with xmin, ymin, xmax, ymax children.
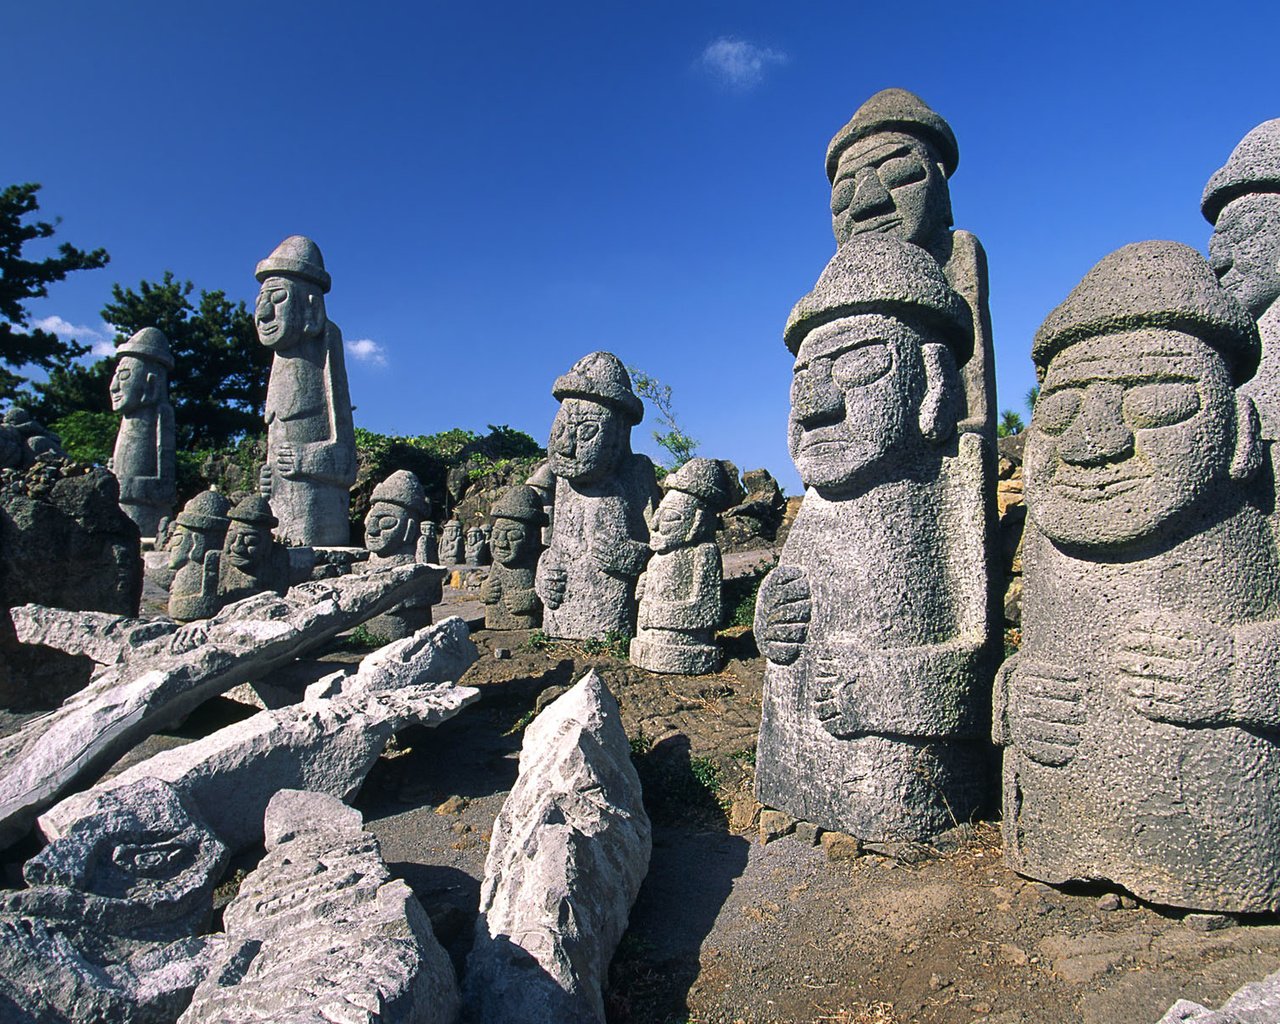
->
<box><xmin>826</xmin><ymin>88</ymin><xmax>959</xmax><ymax>185</ymax></box>
<box><xmin>228</xmin><ymin>493</ymin><xmax>279</xmax><ymax>529</ymax></box>
<box><xmin>661</xmin><ymin>458</ymin><xmax>739</xmax><ymax>514</ymax></box>
<box><xmin>176</xmin><ymin>489</ymin><xmax>232</xmax><ymax>531</ymax></box>
<box><xmin>1202</xmin><ymin>119</ymin><xmax>1280</xmax><ymax>224</ymax></box>
<box><xmin>491</xmin><ymin>484</ymin><xmax>549</xmax><ymax>525</ymax></box>
<box><xmin>552</xmin><ymin>351</ymin><xmax>644</xmax><ymax>425</ymax></box>
<box><xmin>255</xmin><ymin>235</ymin><xmax>332</xmax><ymax>293</ymax></box>
<box><xmin>116</xmin><ymin>327</ymin><xmax>175</xmax><ymax>371</ymax></box>
<box><xmin>784</xmin><ymin>234</ymin><xmax>972</xmax><ymax>363</ymax></box>
<box><xmin>1032</xmin><ymin>240</ymin><xmax>1260</xmax><ymax>384</ymax></box>
<box><xmin>370</xmin><ymin>470</ymin><xmax>429</xmax><ymax>518</ymax></box>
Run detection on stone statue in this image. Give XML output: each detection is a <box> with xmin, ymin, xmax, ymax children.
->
<box><xmin>994</xmin><ymin>240</ymin><xmax>1280</xmax><ymax>913</ymax></box>
<box><xmin>107</xmin><ymin>327</ymin><xmax>176</xmax><ymax>537</ymax></box>
<box><xmin>827</xmin><ymin>88</ymin><xmax>995</xmax><ymax>441</ymax></box>
<box><xmin>1204</xmin><ymin>120</ymin><xmax>1280</xmax><ymax>444</ymax></box>
<box><xmin>630</xmin><ymin>459</ymin><xmax>734</xmax><ymax>674</ymax></box>
<box><xmin>465</xmin><ymin>525</ymin><xmax>490</xmax><ymax>565</ymax></box>
<box><xmin>419</xmin><ymin>518</ymin><xmax>439</xmax><ymax>564</ymax></box>
<box><xmin>217</xmin><ymin>494</ymin><xmax>290</xmax><ymax>606</ymax></box>
<box><xmin>482</xmin><ymin>485</ymin><xmax>547</xmax><ymax>629</ymax></box>
<box><xmin>438</xmin><ymin>519</ymin><xmax>464</xmax><ymax>564</ymax></box>
<box><xmin>754</xmin><ymin>235</ymin><xmax>997</xmax><ymax>841</ymax></box>
<box><xmin>535</xmin><ymin>352</ymin><xmax>659</xmax><ymax>640</ymax></box>
<box><xmin>255</xmin><ymin>235</ymin><xmax>357</xmax><ymax>546</ymax></box>
<box><xmin>167</xmin><ymin>490</ymin><xmax>233</xmax><ymax>622</ymax></box>
<box><xmin>360</xmin><ymin>469</ymin><xmax>442</xmax><ymax>639</ymax></box>
<box><xmin>526</xmin><ymin>462</ymin><xmax>556</xmax><ymax>546</ymax></box>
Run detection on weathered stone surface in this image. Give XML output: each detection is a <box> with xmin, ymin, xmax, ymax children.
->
<box><xmin>719</xmin><ymin>466</ymin><xmax>784</xmax><ymax>548</ymax></box>
<box><xmin>0</xmin><ymin>777</ymin><xmax>227</xmax><ymax>1024</ymax></box>
<box><xmin>535</xmin><ymin>352</ymin><xmax>659</xmax><ymax>640</ymax></box>
<box><xmin>439</xmin><ymin>519</ymin><xmax>465</xmax><ymax>564</ymax></box>
<box><xmin>217</xmin><ymin>493</ymin><xmax>290</xmax><ymax>608</ymax></box>
<box><xmin>109</xmin><ymin>327</ymin><xmax>177</xmax><ymax>537</ymax></box>
<box><xmin>631</xmin><ymin>458</ymin><xmax>732</xmax><ymax>674</ymax></box>
<box><xmin>256</xmin><ymin>235</ymin><xmax>357</xmax><ymax>546</ymax></box>
<box><xmin>167</xmin><ymin>490</ymin><xmax>233</xmax><ymax>621</ymax></box>
<box><xmin>0</xmin><ymin>406</ymin><xmax>65</xmax><ymax>468</ymax></box>
<box><xmin>526</xmin><ymin>462</ymin><xmax>556</xmax><ymax>546</ymax></box>
<box><xmin>43</xmin><ymin>617</ymin><xmax>479</xmax><ymax>853</ymax></box>
<box><xmin>0</xmin><ymin>562</ymin><xmax>440</xmax><ymax>850</ymax></box>
<box><xmin>483</xmin><ymin>485</ymin><xmax>546</xmax><ymax>630</ymax></box>
<box><xmin>1158</xmin><ymin>967</ymin><xmax>1280</xmax><ymax>1023</ymax></box>
<box><xmin>755</xmin><ymin>234</ymin><xmax>997</xmax><ymax>842</ymax></box>
<box><xmin>994</xmin><ymin>241</ymin><xmax>1280</xmax><ymax>912</ymax></box>
<box><xmin>826</xmin><ymin>88</ymin><xmax>996</xmax><ymax>442</ymax></box>
<box><xmin>465</xmin><ymin>525</ymin><xmax>490</xmax><ymax>565</ymax></box>
<box><xmin>362</xmin><ymin>470</ymin><xmax>443</xmax><ymax>639</ymax></box>
<box><xmin>178</xmin><ymin>789</ymin><xmax>460</xmax><ymax>1024</ymax></box>
<box><xmin>464</xmin><ymin>670</ymin><xmax>651</xmax><ymax>1023</ymax></box>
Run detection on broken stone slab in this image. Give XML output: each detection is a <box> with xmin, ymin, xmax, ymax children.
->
<box><xmin>42</xmin><ymin>617</ymin><xmax>479</xmax><ymax>854</ymax></box>
<box><xmin>1157</xmin><ymin>967</ymin><xmax>1280</xmax><ymax>1022</ymax></box>
<box><xmin>0</xmin><ymin>777</ymin><xmax>228</xmax><ymax>1024</ymax></box>
<box><xmin>464</xmin><ymin>669</ymin><xmax>651</xmax><ymax>1024</ymax></box>
<box><xmin>0</xmin><ymin>562</ymin><xmax>439</xmax><ymax>851</ymax></box>
<box><xmin>179</xmin><ymin>789</ymin><xmax>459</xmax><ymax>1024</ymax></box>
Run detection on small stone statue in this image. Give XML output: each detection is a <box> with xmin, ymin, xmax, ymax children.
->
<box><xmin>167</xmin><ymin>490</ymin><xmax>233</xmax><ymax>622</ymax></box>
<box><xmin>826</xmin><ymin>88</ymin><xmax>995</xmax><ymax>441</ymax></box>
<box><xmin>1204</xmin><ymin>120</ymin><xmax>1280</xmax><ymax>444</ymax></box>
<box><xmin>107</xmin><ymin>327</ymin><xmax>176</xmax><ymax>537</ymax></box>
<box><xmin>255</xmin><ymin>235</ymin><xmax>357</xmax><ymax>546</ymax></box>
<box><xmin>438</xmin><ymin>519</ymin><xmax>464</xmax><ymax>564</ymax></box>
<box><xmin>630</xmin><ymin>459</ymin><xmax>734</xmax><ymax>674</ymax></box>
<box><xmin>995</xmin><ymin>241</ymin><xmax>1280</xmax><ymax>913</ymax></box>
<box><xmin>419</xmin><ymin>518</ymin><xmax>440</xmax><ymax>564</ymax></box>
<box><xmin>535</xmin><ymin>352</ymin><xmax>659</xmax><ymax>640</ymax></box>
<box><xmin>0</xmin><ymin>407</ymin><xmax>64</xmax><ymax>469</ymax></box>
<box><xmin>360</xmin><ymin>469</ymin><xmax>442</xmax><ymax>639</ymax></box>
<box><xmin>482</xmin><ymin>485</ymin><xmax>547</xmax><ymax>629</ymax></box>
<box><xmin>754</xmin><ymin>235</ymin><xmax>997</xmax><ymax>841</ymax></box>
<box><xmin>526</xmin><ymin>462</ymin><xmax>556</xmax><ymax>546</ymax></box>
<box><xmin>217</xmin><ymin>494</ymin><xmax>290</xmax><ymax>606</ymax></box>
<box><xmin>465</xmin><ymin>525</ymin><xmax>490</xmax><ymax>565</ymax></box>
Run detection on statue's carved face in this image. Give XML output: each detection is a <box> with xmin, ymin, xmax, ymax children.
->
<box><xmin>548</xmin><ymin>398</ymin><xmax>625</xmax><ymax>483</ymax></box>
<box><xmin>168</xmin><ymin>524</ymin><xmax>204</xmax><ymax>570</ymax></box>
<box><xmin>1026</xmin><ymin>330</ymin><xmax>1237</xmax><ymax>548</ymax></box>
<box><xmin>1209</xmin><ymin>194</ymin><xmax>1280</xmax><ymax>318</ymax></box>
<box><xmin>255</xmin><ymin>275</ymin><xmax>322</xmax><ymax>351</ymax></box>
<box><xmin>226</xmin><ymin>522</ymin><xmax>270</xmax><ymax>571</ymax></box>
<box><xmin>831</xmin><ymin>132</ymin><xmax>951</xmax><ymax>248</ymax></box>
<box><xmin>650</xmin><ymin>489</ymin><xmax>703</xmax><ymax>553</ymax></box>
<box><xmin>491</xmin><ymin>517</ymin><xmax>531</xmax><ymax>565</ymax></box>
<box><xmin>789</xmin><ymin>312</ymin><xmax>926</xmax><ymax>495</ymax></box>
<box><xmin>365</xmin><ymin>502</ymin><xmax>414</xmax><ymax>556</ymax></box>
<box><xmin>109</xmin><ymin>357</ymin><xmax>152</xmax><ymax>414</ymax></box>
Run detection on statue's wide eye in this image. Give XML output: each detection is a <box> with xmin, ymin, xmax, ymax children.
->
<box><xmin>876</xmin><ymin>156</ymin><xmax>926</xmax><ymax>189</ymax></box>
<box><xmin>1123</xmin><ymin>382</ymin><xmax>1200</xmax><ymax>429</ymax></box>
<box><xmin>831</xmin><ymin>342</ymin><xmax>892</xmax><ymax>388</ymax></box>
<box><xmin>578</xmin><ymin>422</ymin><xmax>599</xmax><ymax>441</ymax></box>
<box><xmin>1034</xmin><ymin>389</ymin><xmax>1081</xmax><ymax>434</ymax></box>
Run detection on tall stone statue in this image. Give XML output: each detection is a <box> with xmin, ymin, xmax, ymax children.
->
<box><xmin>1204</xmin><ymin>120</ymin><xmax>1280</xmax><ymax>444</ymax></box>
<box><xmin>754</xmin><ymin>235</ymin><xmax>997</xmax><ymax>841</ymax></box>
<box><xmin>826</xmin><ymin>88</ymin><xmax>995</xmax><ymax>441</ymax></box>
<box><xmin>217</xmin><ymin>494</ymin><xmax>290</xmax><ymax>606</ymax></box>
<box><xmin>482</xmin><ymin>485</ymin><xmax>547</xmax><ymax>629</ymax></box>
<box><xmin>167</xmin><ymin>490</ymin><xmax>232</xmax><ymax>622</ymax></box>
<box><xmin>994</xmin><ymin>241</ymin><xmax>1280</xmax><ymax>913</ymax></box>
<box><xmin>360</xmin><ymin>469</ymin><xmax>443</xmax><ymax>639</ymax></box>
<box><xmin>438</xmin><ymin>520</ymin><xmax>464</xmax><ymax>565</ymax></box>
<box><xmin>630</xmin><ymin>458</ymin><xmax>734</xmax><ymax>675</ymax></box>
<box><xmin>255</xmin><ymin>235</ymin><xmax>357</xmax><ymax>547</ymax></box>
<box><xmin>107</xmin><ymin>327</ymin><xmax>176</xmax><ymax>538</ymax></box>
<box><xmin>535</xmin><ymin>352</ymin><xmax>659</xmax><ymax>640</ymax></box>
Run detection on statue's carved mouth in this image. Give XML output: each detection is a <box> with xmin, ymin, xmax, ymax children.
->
<box><xmin>1051</xmin><ymin>471</ymin><xmax>1146</xmax><ymax>501</ymax></box>
<box><xmin>258</xmin><ymin>321</ymin><xmax>280</xmax><ymax>336</ymax></box>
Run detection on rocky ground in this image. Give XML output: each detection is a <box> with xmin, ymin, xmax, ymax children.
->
<box><xmin>5</xmin><ymin>554</ymin><xmax>1279</xmax><ymax>1024</ymax></box>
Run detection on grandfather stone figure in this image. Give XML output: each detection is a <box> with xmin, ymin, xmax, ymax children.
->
<box><xmin>419</xmin><ymin>518</ymin><xmax>439</xmax><ymax>564</ymax></box>
<box><xmin>526</xmin><ymin>462</ymin><xmax>556</xmax><ymax>546</ymax></box>
<box><xmin>1204</xmin><ymin>120</ymin><xmax>1280</xmax><ymax>444</ymax></box>
<box><xmin>482</xmin><ymin>485</ymin><xmax>547</xmax><ymax>629</ymax></box>
<box><xmin>168</xmin><ymin>490</ymin><xmax>233</xmax><ymax>622</ymax></box>
<box><xmin>360</xmin><ymin>469</ymin><xmax>443</xmax><ymax>639</ymax></box>
<box><xmin>754</xmin><ymin>235</ymin><xmax>997</xmax><ymax>841</ymax></box>
<box><xmin>465</xmin><ymin>525</ymin><xmax>490</xmax><ymax>566</ymax></box>
<box><xmin>107</xmin><ymin>327</ymin><xmax>176</xmax><ymax>538</ymax></box>
<box><xmin>438</xmin><ymin>520</ymin><xmax>464</xmax><ymax>565</ymax></box>
<box><xmin>994</xmin><ymin>241</ymin><xmax>1280</xmax><ymax>913</ymax></box>
<box><xmin>827</xmin><ymin>88</ymin><xmax>995</xmax><ymax>441</ymax></box>
<box><xmin>535</xmin><ymin>352</ymin><xmax>659</xmax><ymax>640</ymax></box>
<box><xmin>255</xmin><ymin>235</ymin><xmax>357</xmax><ymax>547</ymax></box>
<box><xmin>630</xmin><ymin>458</ymin><xmax>734</xmax><ymax>674</ymax></box>
<box><xmin>217</xmin><ymin>494</ymin><xmax>290</xmax><ymax>606</ymax></box>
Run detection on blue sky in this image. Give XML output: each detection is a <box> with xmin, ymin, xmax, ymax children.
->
<box><xmin>4</xmin><ymin>1</ymin><xmax>1277</xmax><ymax>493</ymax></box>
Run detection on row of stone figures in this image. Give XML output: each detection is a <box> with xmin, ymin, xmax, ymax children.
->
<box><xmin>752</xmin><ymin>89</ymin><xmax>1280</xmax><ymax>916</ymax></box>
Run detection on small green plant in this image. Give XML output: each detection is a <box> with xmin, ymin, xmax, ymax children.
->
<box><xmin>1003</xmin><ymin>627</ymin><xmax>1022</xmax><ymax>658</ymax></box>
<box><xmin>626</xmin><ymin>365</ymin><xmax>698</xmax><ymax>470</ymax></box>
<box><xmin>720</xmin><ymin>557</ymin><xmax>776</xmax><ymax>628</ymax></box>
<box><xmin>688</xmin><ymin>755</ymin><xmax>723</xmax><ymax>793</ymax></box>
<box><xmin>524</xmin><ymin>630</ymin><xmax>552</xmax><ymax>651</ymax></box>
<box><xmin>997</xmin><ymin>409</ymin><xmax>1025</xmax><ymax>438</ymax></box>
<box><xmin>729</xmin><ymin>746</ymin><xmax>757</xmax><ymax>767</ymax></box>
<box><xmin>346</xmin><ymin>624</ymin><xmax>389</xmax><ymax>649</ymax></box>
<box><xmin>580</xmin><ymin>629</ymin><xmax>631</xmax><ymax>659</ymax></box>
<box><xmin>504</xmin><ymin>707</ymin><xmax>538</xmax><ymax>736</ymax></box>
<box><xmin>629</xmin><ymin>730</ymin><xmax>653</xmax><ymax>757</ymax></box>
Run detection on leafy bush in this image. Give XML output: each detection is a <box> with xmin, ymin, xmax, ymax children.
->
<box><xmin>49</xmin><ymin>410</ymin><xmax>118</xmax><ymax>465</ymax></box>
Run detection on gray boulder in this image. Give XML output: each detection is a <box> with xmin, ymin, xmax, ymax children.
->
<box><xmin>1158</xmin><ymin>967</ymin><xmax>1280</xmax><ymax>1023</ymax></box>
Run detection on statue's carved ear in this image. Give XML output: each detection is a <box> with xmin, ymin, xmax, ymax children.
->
<box><xmin>1231</xmin><ymin>392</ymin><xmax>1263</xmax><ymax>481</ymax></box>
<box><xmin>143</xmin><ymin>372</ymin><xmax>160</xmax><ymax>404</ymax></box>
<box><xmin>918</xmin><ymin>342</ymin><xmax>961</xmax><ymax>444</ymax></box>
<box><xmin>302</xmin><ymin>290</ymin><xmax>328</xmax><ymax>337</ymax></box>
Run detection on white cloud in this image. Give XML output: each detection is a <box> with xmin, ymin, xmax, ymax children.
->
<box><xmin>699</xmin><ymin>37</ymin><xmax>787</xmax><ymax>91</ymax></box>
<box><xmin>346</xmin><ymin>338</ymin><xmax>388</xmax><ymax>367</ymax></box>
<box><xmin>30</xmin><ymin>315</ymin><xmax>120</xmax><ymax>357</ymax></box>
<box><xmin>91</xmin><ymin>339</ymin><xmax>117</xmax><ymax>356</ymax></box>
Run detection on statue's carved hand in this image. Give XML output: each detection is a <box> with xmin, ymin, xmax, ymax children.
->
<box><xmin>813</xmin><ymin>650</ymin><xmax>861</xmax><ymax>737</ymax></box>
<box><xmin>275</xmin><ymin>441</ymin><xmax>297</xmax><ymax>479</ymax></box>
<box><xmin>539</xmin><ymin>565</ymin><xmax>567</xmax><ymax>610</ymax></box>
<box><xmin>480</xmin><ymin>574</ymin><xmax>498</xmax><ymax>605</ymax></box>
<box><xmin>259</xmin><ymin>463</ymin><xmax>273</xmax><ymax>497</ymax></box>
<box><xmin>754</xmin><ymin>565</ymin><xmax>811</xmax><ymax>666</ymax></box>
<box><xmin>1009</xmin><ymin>660</ymin><xmax>1084</xmax><ymax>767</ymax></box>
<box><xmin>1115</xmin><ymin>611</ymin><xmax>1232</xmax><ymax>725</ymax></box>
